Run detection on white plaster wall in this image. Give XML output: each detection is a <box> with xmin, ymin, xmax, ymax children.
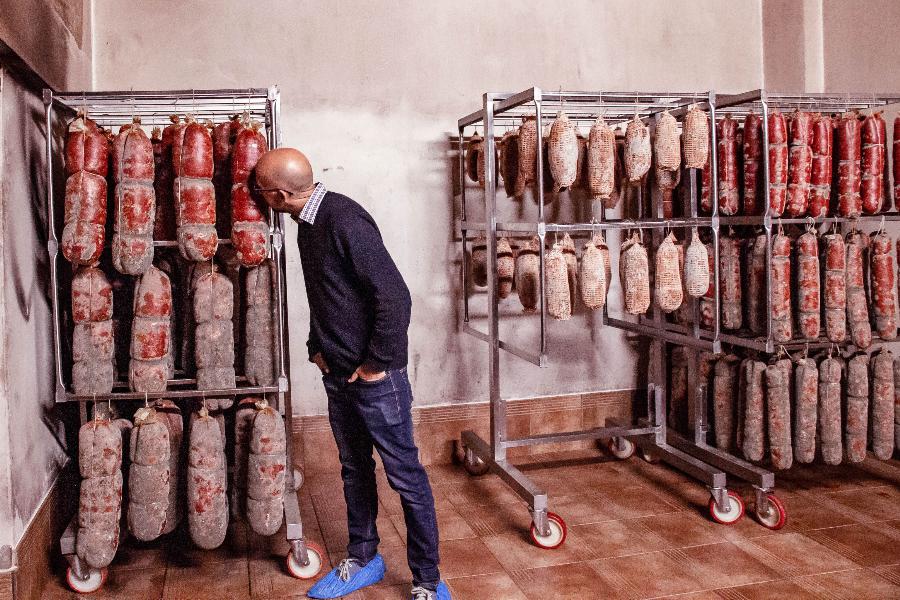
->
<box><xmin>821</xmin><ymin>0</ymin><xmax>900</xmax><ymax>92</ymax></box>
<box><xmin>93</xmin><ymin>0</ymin><xmax>765</xmax><ymax>415</ymax></box>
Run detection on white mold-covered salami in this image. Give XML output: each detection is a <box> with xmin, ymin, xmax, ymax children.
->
<box><xmin>112</xmin><ymin>118</ymin><xmax>156</xmax><ymax>275</ymax></box>
<box><xmin>870</xmin><ymin>349</ymin><xmax>895</xmax><ymax>460</ymax></box>
<box><xmin>194</xmin><ymin>272</ymin><xmax>236</xmax><ymax>395</ymax></box>
<box><xmin>188</xmin><ymin>409</ymin><xmax>228</xmax><ymax>549</ymax></box>
<box><xmin>713</xmin><ymin>355</ymin><xmax>740</xmax><ymax>451</ymax></box>
<box><xmin>845</xmin><ymin>353</ymin><xmax>869</xmax><ymax>463</ymax></box>
<box><xmin>127</xmin><ymin>407</ymin><xmax>170</xmax><ymax>541</ymax></box>
<box><xmin>747</xmin><ymin>234</ymin><xmax>767</xmax><ymax>335</ymax></box>
<box><xmin>795</xmin><ymin>232</ymin><xmax>821</xmax><ymax>339</ymax></box>
<box><xmin>72</xmin><ymin>267</ymin><xmax>115</xmax><ymax>395</ymax></box>
<box><xmin>741</xmin><ymin>359</ymin><xmax>767</xmax><ymax>462</ymax></box>
<box><xmin>719</xmin><ymin>235</ymin><xmax>742</xmax><ymax>330</ymax></box>
<box><xmin>247</xmin><ymin>399</ymin><xmax>286</xmax><ymax>536</ymax></box>
<box><xmin>245</xmin><ymin>261</ymin><xmax>277</xmax><ymax>386</ymax></box>
<box><xmin>77</xmin><ymin>420</ymin><xmax>124</xmax><ymax>569</ymax></box>
<box><xmin>846</xmin><ymin>232</ymin><xmax>872</xmax><ymax>349</ymax></box>
<box><xmin>793</xmin><ymin>357</ymin><xmax>818</xmax><ymax>464</ymax></box>
<box><xmin>232</xmin><ymin>397</ymin><xmax>258</xmax><ymax>519</ymax></box>
<box><xmin>818</xmin><ymin>356</ymin><xmax>843</xmax><ymax>465</ymax></box>
<box><xmin>155</xmin><ymin>399</ymin><xmax>183</xmax><ymax>534</ymax></box>
<box><xmin>129</xmin><ymin>266</ymin><xmax>172</xmax><ymax>393</ymax></box>
<box><xmin>766</xmin><ymin>358</ymin><xmax>793</xmax><ymax>470</ymax></box>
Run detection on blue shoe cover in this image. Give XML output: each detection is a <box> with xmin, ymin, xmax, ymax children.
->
<box><xmin>411</xmin><ymin>581</ymin><xmax>452</xmax><ymax>600</ymax></box>
<box><xmin>307</xmin><ymin>554</ymin><xmax>385</xmax><ymax>599</ymax></box>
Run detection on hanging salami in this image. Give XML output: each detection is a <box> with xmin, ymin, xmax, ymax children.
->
<box><xmin>785</xmin><ymin>111</ymin><xmax>814</xmax><ymax>217</ymax></box>
<box><xmin>742</xmin><ymin>112</ymin><xmax>763</xmax><ymax>215</ymax></box>
<box><xmin>837</xmin><ymin>113</ymin><xmax>862</xmax><ymax>217</ymax></box>
<box><xmin>63</xmin><ymin>114</ymin><xmax>109</xmax><ymax>266</ymax></box>
<box><xmin>174</xmin><ymin>116</ymin><xmax>218</xmax><ymax>261</ymax></box>
<box><xmin>793</xmin><ymin>357</ymin><xmax>818</xmax><ymax>464</ymax></box>
<box><xmin>716</xmin><ymin>115</ymin><xmax>740</xmax><ymax>215</ymax></box>
<box><xmin>719</xmin><ymin>235</ymin><xmax>742</xmax><ymax>330</ymax></box>
<box><xmin>823</xmin><ymin>233</ymin><xmax>847</xmax><ymax>343</ymax></box>
<box><xmin>818</xmin><ymin>355</ymin><xmax>844</xmax><ymax>465</ymax></box>
<box><xmin>766</xmin><ymin>357</ymin><xmax>793</xmax><ymax>470</ymax></box>
<box><xmin>845</xmin><ymin>353</ymin><xmax>869</xmax><ymax>463</ymax></box>
<box><xmin>767</xmin><ymin>110</ymin><xmax>789</xmax><ymax>216</ymax></box>
<box><xmin>871</xmin><ymin>349</ymin><xmax>895</xmax><ymax>460</ymax></box>
<box><xmin>809</xmin><ymin>114</ymin><xmax>833</xmax><ymax>217</ymax></box>
<box><xmin>771</xmin><ymin>233</ymin><xmax>793</xmax><ymax>343</ymax></box>
<box><xmin>795</xmin><ymin>231</ymin><xmax>820</xmax><ymax>339</ymax></box>
<box><xmin>870</xmin><ymin>232</ymin><xmax>896</xmax><ymax>340</ymax></box>
<box><xmin>845</xmin><ymin>231</ymin><xmax>872</xmax><ymax>349</ymax></box>
<box><xmin>231</xmin><ymin>115</ymin><xmax>269</xmax><ymax>267</ymax></box>
<box><xmin>747</xmin><ymin>234</ymin><xmax>767</xmax><ymax>335</ymax></box>
<box><xmin>740</xmin><ymin>359</ymin><xmax>766</xmax><ymax>462</ymax></box>
<box><xmin>860</xmin><ymin>113</ymin><xmax>886</xmax><ymax>214</ymax></box>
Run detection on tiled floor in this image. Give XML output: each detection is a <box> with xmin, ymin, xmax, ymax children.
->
<box><xmin>43</xmin><ymin>450</ymin><xmax>900</xmax><ymax>599</ymax></box>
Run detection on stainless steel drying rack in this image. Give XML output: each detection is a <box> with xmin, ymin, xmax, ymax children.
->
<box><xmin>454</xmin><ymin>87</ymin><xmax>774</xmax><ymax>545</ymax></box>
<box><xmin>43</xmin><ymin>87</ymin><xmax>320</xmax><ymax>588</ymax></box>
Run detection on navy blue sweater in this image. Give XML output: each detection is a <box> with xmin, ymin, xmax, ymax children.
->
<box><xmin>296</xmin><ymin>191</ymin><xmax>411</xmax><ymax>377</ymax></box>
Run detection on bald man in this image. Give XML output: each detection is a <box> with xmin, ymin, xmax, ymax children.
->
<box><xmin>254</xmin><ymin>149</ymin><xmax>450</xmax><ymax>600</ymax></box>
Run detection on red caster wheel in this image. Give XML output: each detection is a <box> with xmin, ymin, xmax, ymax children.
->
<box><xmin>755</xmin><ymin>493</ymin><xmax>787</xmax><ymax>530</ymax></box>
<box><xmin>709</xmin><ymin>490</ymin><xmax>745</xmax><ymax>525</ymax></box>
<box><xmin>285</xmin><ymin>541</ymin><xmax>325</xmax><ymax>579</ymax></box>
<box><xmin>530</xmin><ymin>512</ymin><xmax>567</xmax><ymax>549</ymax></box>
<box><xmin>607</xmin><ymin>437</ymin><xmax>635</xmax><ymax>460</ymax></box>
<box><xmin>66</xmin><ymin>566</ymin><xmax>107</xmax><ymax>593</ymax></box>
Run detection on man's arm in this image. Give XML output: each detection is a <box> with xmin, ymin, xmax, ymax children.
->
<box><xmin>337</xmin><ymin>208</ymin><xmax>411</xmax><ymax>373</ymax></box>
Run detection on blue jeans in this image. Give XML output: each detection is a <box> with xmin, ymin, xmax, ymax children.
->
<box><xmin>322</xmin><ymin>367</ymin><xmax>440</xmax><ymax>587</ymax></box>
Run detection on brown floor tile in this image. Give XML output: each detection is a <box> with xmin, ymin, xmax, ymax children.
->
<box><xmin>354</xmin><ymin>583</ymin><xmax>409</xmax><ymax>599</ymax></box>
<box><xmin>873</xmin><ymin>563</ymin><xmax>900</xmax><ymax>585</ymax></box>
<box><xmin>437</xmin><ymin>537</ymin><xmax>504</xmax><ymax>579</ymax></box>
<box><xmin>248</xmin><ymin>551</ymin><xmax>333</xmax><ymax>598</ymax></box>
<box><xmin>510</xmin><ymin>562</ymin><xmax>629</xmax><ymax>600</ymax></box>
<box><xmin>743</xmin><ymin>493</ymin><xmax>857</xmax><ymax>537</ymax></box>
<box><xmin>636</xmin><ymin>510</ymin><xmax>734</xmax><ymax>548</ymax></box>
<box><xmin>592</xmin><ymin>483</ymin><xmax>682</xmax><ymax>519</ymax></box>
<box><xmin>537</xmin><ymin>493</ymin><xmax>618</xmax><ymax>525</ymax></box>
<box><xmin>679</xmin><ymin>541</ymin><xmax>781</xmax><ymax>588</ymax></box>
<box><xmin>481</xmin><ymin>529</ymin><xmax>588</xmax><ymax>571</ymax></box>
<box><xmin>446</xmin><ymin>572</ymin><xmax>528</xmax><ymax>600</ymax></box>
<box><xmin>714</xmin><ymin>578</ymin><xmax>820</xmax><ymax>599</ymax></box>
<box><xmin>302</xmin><ymin>429</ymin><xmax>342</xmax><ymax>475</ymax></box>
<box><xmin>824</xmin><ymin>485</ymin><xmax>900</xmax><ymax>522</ymax></box>
<box><xmin>164</xmin><ymin>558</ymin><xmax>250</xmax><ymax>599</ymax></box>
<box><xmin>743</xmin><ymin>532</ymin><xmax>860</xmax><ymax>577</ymax></box>
<box><xmin>589</xmin><ymin>549</ymin><xmax>706</xmax><ymax>598</ymax></box>
<box><xmin>440</xmin><ymin>475</ymin><xmax>527</xmax><ymax>507</ymax></box>
<box><xmin>462</xmin><ymin>500</ymin><xmax>533</xmax><ymax>538</ymax></box>
<box><xmin>567</xmin><ymin>519</ymin><xmax>668</xmax><ymax>559</ymax></box>
<box><xmin>793</xmin><ymin>567</ymin><xmax>900</xmax><ymax>599</ymax></box>
<box><xmin>43</xmin><ymin>566</ymin><xmax>166</xmax><ymax>600</ymax></box>
<box><xmin>803</xmin><ymin>523</ymin><xmax>900</xmax><ymax>567</ymax></box>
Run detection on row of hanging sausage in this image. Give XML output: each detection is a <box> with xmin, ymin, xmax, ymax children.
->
<box><xmin>669</xmin><ymin>346</ymin><xmax>899</xmax><ymax>469</ymax></box>
<box><xmin>62</xmin><ymin>111</ymin><xmax>270</xmax><ymax>274</ymax></box>
<box><xmin>466</xmin><ymin>106</ymin><xmax>900</xmax><ymax>219</ymax></box>
<box><xmin>76</xmin><ymin>397</ymin><xmax>286</xmax><ymax>570</ymax></box>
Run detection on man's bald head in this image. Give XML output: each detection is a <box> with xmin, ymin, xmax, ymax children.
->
<box><xmin>256</xmin><ymin>147</ymin><xmax>313</xmax><ymax>194</ymax></box>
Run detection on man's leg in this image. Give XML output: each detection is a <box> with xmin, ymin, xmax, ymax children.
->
<box><xmin>349</xmin><ymin>368</ymin><xmax>440</xmax><ymax>588</ymax></box>
<box><xmin>324</xmin><ymin>376</ymin><xmax>381</xmax><ymax>563</ymax></box>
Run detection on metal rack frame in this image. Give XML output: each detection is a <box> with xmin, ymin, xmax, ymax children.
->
<box><xmin>455</xmin><ymin>87</ymin><xmax>754</xmax><ymax>541</ymax></box>
<box><xmin>43</xmin><ymin>87</ymin><xmax>316</xmax><ymax>583</ymax></box>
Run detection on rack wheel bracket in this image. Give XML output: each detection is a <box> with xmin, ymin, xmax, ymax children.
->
<box><xmin>286</xmin><ymin>540</ymin><xmax>324</xmax><ymax>580</ymax></box>
<box><xmin>753</xmin><ymin>489</ymin><xmax>787</xmax><ymax>530</ymax></box>
<box><xmin>529</xmin><ymin>511</ymin><xmax>567</xmax><ymax>549</ymax></box>
<box><xmin>709</xmin><ymin>489</ymin><xmax>745</xmax><ymax>525</ymax></box>
<box><xmin>65</xmin><ymin>556</ymin><xmax>106</xmax><ymax>594</ymax></box>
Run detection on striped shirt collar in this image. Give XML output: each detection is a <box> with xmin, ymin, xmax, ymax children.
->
<box><xmin>296</xmin><ymin>182</ymin><xmax>327</xmax><ymax>224</ymax></box>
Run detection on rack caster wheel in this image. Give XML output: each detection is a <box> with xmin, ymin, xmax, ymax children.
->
<box><xmin>285</xmin><ymin>542</ymin><xmax>324</xmax><ymax>579</ymax></box>
<box><xmin>755</xmin><ymin>493</ymin><xmax>787</xmax><ymax>530</ymax></box>
<box><xmin>638</xmin><ymin>446</ymin><xmax>660</xmax><ymax>464</ymax></box>
<box><xmin>462</xmin><ymin>446</ymin><xmax>489</xmax><ymax>476</ymax></box>
<box><xmin>530</xmin><ymin>512</ymin><xmax>567</xmax><ymax>549</ymax></box>
<box><xmin>66</xmin><ymin>566</ymin><xmax>107</xmax><ymax>594</ymax></box>
<box><xmin>709</xmin><ymin>490</ymin><xmax>745</xmax><ymax>525</ymax></box>
<box><xmin>607</xmin><ymin>437</ymin><xmax>635</xmax><ymax>460</ymax></box>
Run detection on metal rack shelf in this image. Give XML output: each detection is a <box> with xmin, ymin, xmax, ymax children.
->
<box><xmin>43</xmin><ymin>86</ymin><xmax>319</xmax><ymax>588</ymax></box>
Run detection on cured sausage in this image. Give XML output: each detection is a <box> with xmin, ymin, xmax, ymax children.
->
<box><xmin>499</xmin><ymin>129</ymin><xmax>520</xmax><ymax>197</ymax></box>
<box><xmin>768</xmin><ymin>110</ymin><xmax>789</xmax><ymax>216</ymax></box>
<box><xmin>155</xmin><ymin>399</ymin><xmax>183</xmax><ymax>534</ymax></box>
<box><xmin>785</xmin><ymin>112</ymin><xmax>814</xmax><ymax>217</ymax></box>
<box><xmin>655</xmin><ymin>233</ymin><xmax>683</xmax><ymax>313</ymax></box>
<box><xmin>837</xmin><ymin>114</ymin><xmax>862</xmax><ymax>217</ymax></box>
<box><xmin>655</xmin><ymin>110</ymin><xmax>680</xmax><ymax>171</ymax></box>
<box><xmin>548</xmin><ymin>112</ymin><xmax>579</xmax><ymax>192</ymax></box>
<box><xmin>860</xmin><ymin>113</ymin><xmax>886</xmax><ymax>214</ymax></box>
<box><xmin>152</xmin><ymin>118</ymin><xmax>178</xmax><ymax>241</ymax></box>
<box><xmin>823</xmin><ymin>233</ymin><xmax>847</xmax><ymax>342</ymax></box>
<box><xmin>657</xmin><ymin>164</ymin><xmax>681</xmax><ymax>219</ymax></box>
<box><xmin>793</xmin><ymin>357</ymin><xmax>818</xmax><ymax>464</ymax></box>
<box><xmin>174</xmin><ymin>117</ymin><xmax>218</xmax><ymax>261</ymax></box>
<box><xmin>587</xmin><ymin>116</ymin><xmax>616</xmax><ymax>202</ymax></box>
<box><xmin>766</xmin><ymin>358</ymin><xmax>793</xmax><ymax>470</ymax></box>
<box><xmin>741</xmin><ymin>359</ymin><xmax>766</xmax><ymax>462</ymax></box>
<box><xmin>77</xmin><ymin>419</ymin><xmax>123</xmax><ymax>569</ymax></box>
<box><xmin>747</xmin><ymin>234</ymin><xmax>767</xmax><ymax>335</ymax></box>
<box><xmin>112</xmin><ymin>117</ymin><xmax>155</xmax><ymax>274</ymax></box>
<box><xmin>194</xmin><ymin>271</ymin><xmax>236</xmax><ymax>398</ymax></box>
<box><xmin>621</xmin><ymin>233</ymin><xmax>650</xmax><ymax>315</ymax></box>
<box><xmin>742</xmin><ymin>112</ymin><xmax>763</xmax><ymax>215</ymax></box>
<box><xmin>514</xmin><ymin>237</ymin><xmax>540</xmax><ymax>313</ymax></box>
<box><xmin>684</xmin><ymin>230</ymin><xmax>709</xmax><ymax>298</ymax></box>
<box><xmin>818</xmin><ymin>356</ymin><xmax>843</xmax><ymax>465</ymax></box>
<box><xmin>212</xmin><ymin>115</ymin><xmax>241</xmax><ymax>238</ymax></box>
<box><xmin>713</xmin><ymin>355</ymin><xmax>740</xmax><ymax>451</ymax></box>
<box><xmin>719</xmin><ymin>235</ymin><xmax>742</xmax><ymax>330</ymax></box>
<box><xmin>515</xmin><ymin>117</ymin><xmax>538</xmax><ymax>197</ymax></box>
<box><xmin>809</xmin><ymin>114</ymin><xmax>833</xmax><ymax>217</ymax></box>
<box><xmin>231</xmin><ymin>117</ymin><xmax>269</xmax><ymax>267</ymax></box>
<box><xmin>795</xmin><ymin>231</ymin><xmax>820</xmax><ymax>339</ymax></box>
<box><xmin>71</xmin><ymin>267</ymin><xmax>115</xmax><ymax>395</ymax></box>
<box><xmin>247</xmin><ymin>399</ymin><xmax>286</xmax><ymax>536</ymax></box>
<box><xmin>63</xmin><ymin>114</ymin><xmax>109</xmax><ymax>266</ymax></box>
<box><xmin>716</xmin><ymin>115</ymin><xmax>740</xmax><ymax>215</ymax></box>
<box><xmin>683</xmin><ymin>105</ymin><xmax>709</xmax><ymax>169</ymax></box>
<box><xmin>127</xmin><ymin>407</ymin><xmax>170</xmax><ymax>541</ymax></box>
<box><xmin>870</xmin><ymin>232</ymin><xmax>896</xmax><ymax>339</ymax></box>
<box><xmin>771</xmin><ymin>233</ymin><xmax>792</xmax><ymax>343</ymax></box>
<box><xmin>845</xmin><ymin>232</ymin><xmax>872</xmax><ymax>349</ymax></box>
<box><xmin>624</xmin><ymin>116</ymin><xmax>651</xmax><ymax>182</ymax></box>
<box><xmin>188</xmin><ymin>408</ymin><xmax>228</xmax><ymax>549</ymax></box>
<box><xmin>232</xmin><ymin>397</ymin><xmax>257</xmax><ymax>519</ymax></box>
<box><xmin>560</xmin><ymin>234</ymin><xmax>577</xmax><ymax>311</ymax></box>
<box><xmin>699</xmin><ymin>243</ymin><xmax>715</xmax><ymax>329</ymax></box>
<box><xmin>465</xmin><ymin>133</ymin><xmax>481</xmax><ymax>183</ymax></box>
<box><xmin>245</xmin><ymin>261</ymin><xmax>277</xmax><ymax>386</ymax></box>
<box><xmin>545</xmin><ymin>244</ymin><xmax>571</xmax><ymax>320</ymax></box>
<box><xmin>579</xmin><ymin>238</ymin><xmax>606</xmax><ymax>310</ymax></box>
<box><xmin>129</xmin><ymin>266</ymin><xmax>172</xmax><ymax>393</ymax></box>
<box><xmin>700</xmin><ymin>144</ymin><xmax>713</xmax><ymax>215</ymax></box>
<box><xmin>845</xmin><ymin>353</ymin><xmax>869</xmax><ymax>463</ymax></box>
<box><xmin>871</xmin><ymin>349</ymin><xmax>895</xmax><ymax>460</ymax></box>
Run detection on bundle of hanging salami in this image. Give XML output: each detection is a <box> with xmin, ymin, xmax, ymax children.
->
<box><xmin>63</xmin><ymin>113</ymin><xmax>109</xmax><ymax>266</ymax></box>
<box><xmin>231</xmin><ymin>115</ymin><xmax>269</xmax><ymax>267</ymax></box>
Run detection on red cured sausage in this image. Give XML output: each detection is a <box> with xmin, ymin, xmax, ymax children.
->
<box><xmin>152</xmin><ymin>120</ymin><xmax>178</xmax><ymax>241</ymax></box>
<box><xmin>174</xmin><ymin>117</ymin><xmax>218</xmax><ymax>261</ymax></box>
<box><xmin>719</xmin><ymin>235</ymin><xmax>742</xmax><ymax>330</ymax></box>
<box><xmin>713</xmin><ymin>355</ymin><xmax>740</xmax><ymax>451</ymax></box>
<box><xmin>860</xmin><ymin>113</ymin><xmax>886</xmax><ymax>214</ymax></box>
<box><xmin>245</xmin><ymin>261</ymin><xmax>276</xmax><ymax>386</ymax></box>
<box><xmin>62</xmin><ymin>115</ymin><xmax>109</xmax><ymax>265</ymax></box>
<box><xmin>845</xmin><ymin>232</ymin><xmax>871</xmax><ymax>349</ymax></box>
<box><xmin>870</xmin><ymin>233</ymin><xmax>896</xmax><ymax>340</ymax></box>
<box><xmin>837</xmin><ymin>114</ymin><xmax>862</xmax><ymax>217</ymax></box>
<box><xmin>786</xmin><ymin>112</ymin><xmax>814</xmax><ymax>217</ymax></box>
<box><xmin>768</xmin><ymin>110</ymin><xmax>789</xmax><ymax>216</ymax></box>
<box><xmin>742</xmin><ymin>113</ymin><xmax>763</xmax><ymax>215</ymax></box>
<box><xmin>793</xmin><ymin>358</ymin><xmax>818</xmax><ymax>464</ymax></box>
<box><xmin>112</xmin><ymin>118</ymin><xmax>155</xmax><ymax>274</ymax></box>
<box><xmin>129</xmin><ymin>266</ymin><xmax>172</xmax><ymax>393</ymax></box>
<box><xmin>823</xmin><ymin>233</ymin><xmax>847</xmax><ymax>342</ymax></box>
<box><xmin>809</xmin><ymin>115</ymin><xmax>833</xmax><ymax>217</ymax></box>
<box><xmin>194</xmin><ymin>272</ymin><xmax>236</xmax><ymax>392</ymax></box>
<box><xmin>717</xmin><ymin>116</ymin><xmax>739</xmax><ymax>215</ymax></box>
<box><xmin>231</xmin><ymin>118</ymin><xmax>269</xmax><ymax>267</ymax></box>
<box><xmin>818</xmin><ymin>355</ymin><xmax>843</xmax><ymax>465</ymax></box>
<box><xmin>771</xmin><ymin>233</ymin><xmax>792</xmax><ymax>343</ymax></box>
<box><xmin>795</xmin><ymin>231</ymin><xmax>820</xmax><ymax>339</ymax></box>
<box><xmin>699</xmin><ymin>243</ymin><xmax>715</xmax><ymax>329</ymax></box>
<box><xmin>747</xmin><ymin>234</ymin><xmax>767</xmax><ymax>335</ymax></box>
